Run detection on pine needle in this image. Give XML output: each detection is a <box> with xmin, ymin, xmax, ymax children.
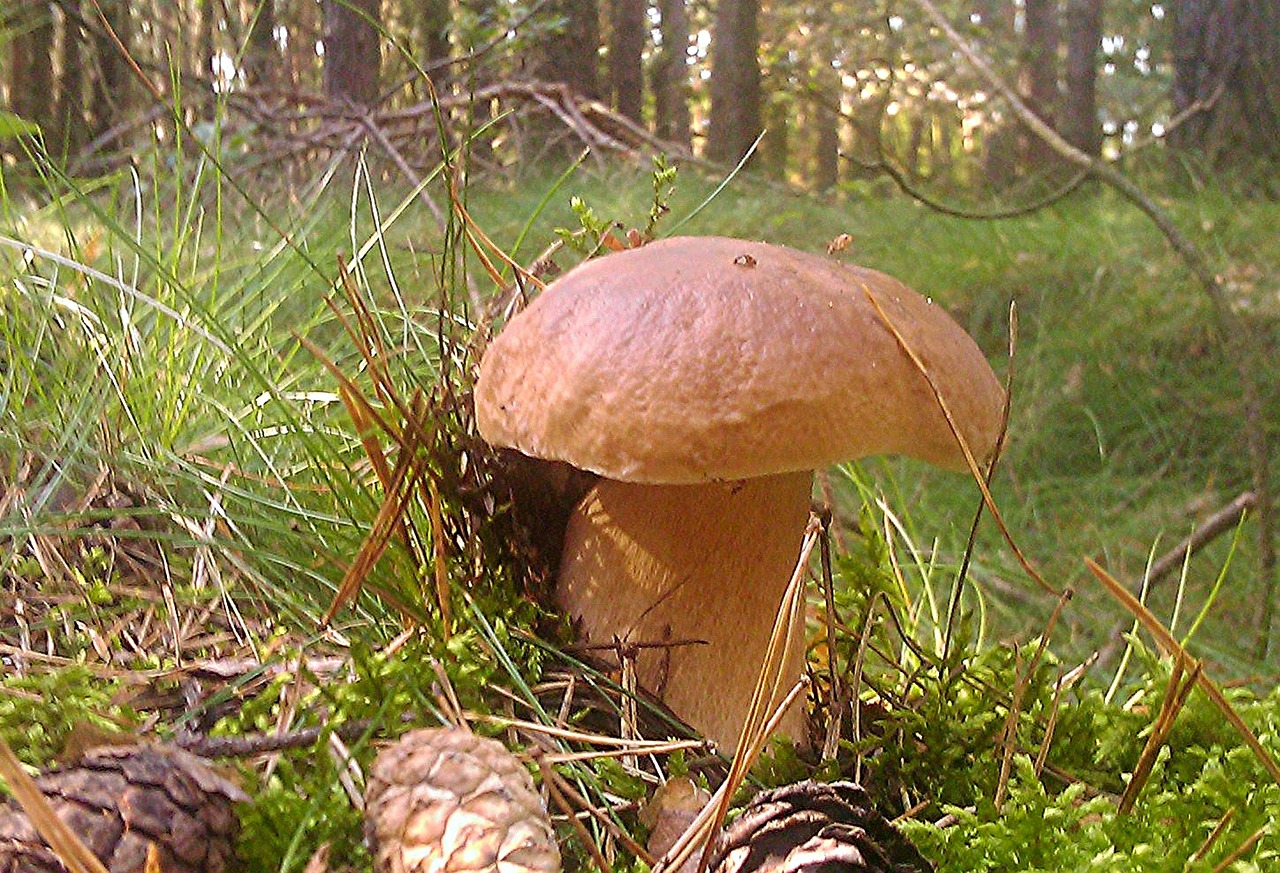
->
<box><xmin>1086</xmin><ymin>557</ymin><xmax>1280</xmax><ymax>785</ymax></box>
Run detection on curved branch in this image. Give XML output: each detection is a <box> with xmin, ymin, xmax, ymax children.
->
<box><xmin>842</xmin><ymin>150</ymin><xmax>1089</xmax><ymax>220</ymax></box>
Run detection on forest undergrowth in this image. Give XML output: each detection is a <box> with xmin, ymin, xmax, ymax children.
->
<box><xmin>1</xmin><ymin>136</ymin><xmax>1279</xmax><ymax>871</ymax></box>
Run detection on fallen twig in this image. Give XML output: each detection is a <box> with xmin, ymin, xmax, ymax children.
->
<box><xmin>1145</xmin><ymin>491</ymin><xmax>1256</xmax><ymax>589</ymax></box>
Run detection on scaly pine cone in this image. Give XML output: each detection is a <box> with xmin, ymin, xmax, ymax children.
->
<box><xmin>707</xmin><ymin>781</ymin><xmax>933</xmax><ymax>873</ymax></box>
<box><xmin>0</xmin><ymin>743</ymin><xmax>248</xmax><ymax>873</ymax></box>
<box><xmin>364</xmin><ymin>726</ymin><xmax>560</xmax><ymax>873</ymax></box>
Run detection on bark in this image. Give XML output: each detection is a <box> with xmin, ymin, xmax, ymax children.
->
<box><xmin>279</xmin><ymin>0</ymin><xmax>321</xmax><ymax>90</ymax></box>
<box><xmin>906</xmin><ymin>112</ymin><xmax>926</xmax><ymax>182</ymax></box>
<box><xmin>198</xmin><ymin>0</ymin><xmax>217</xmax><ymax>87</ymax></box>
<box><xmin>1062</xmin><ymin>0</ymin><xmax>1104</xmax><ymax>156</ymax></box>
<box><xmin>974</xmin><ymin>0</ymin><xmax>1016</xmax><ymax>29</ymax></box>
<box><xmin>1021</xmin><ymin>0</ymin><xmax>1061</xmax><ymax>170</ymax></box>
<box><xmin>761</xmin><ymin>94</ymin><xmax>789</xmax><ymax>179</ymax></box>
<box><xmin>55</xmin><ymin>0</ymin><xmax>88</xmax><ymax>157</ymax></box>
<box><xmin>812</xmin><ymin>63</ymin><xmax>840</xmax><ymax>189</ymax></box>
<box><xmin>977</xmin><ymin>0</ymin><xmax>1019</xmax><ymax>184</ymax></box>
<box><xmin>9</xmin><ymin>1</ymin><xmax>56</xmax><ymax>137</ymax></box>
<box><xmin>244</xmin><ymin>0</ymin><xmax>278</xmax><ymax>88</ymax></box>
<box><xmin>323</xmin><ymin>0</ymin><xmax>382</xmax><ymax>107</ymax></box>
<box><xmin>706</xmin><ymin>0</ymin><xmax>762</xmax><ymax>164</ymax></box>
<box><xmin>935</xmin><ymin>108</ymin><xmax>956</xmax><ymax>183</ymax></box>
<box><xmin>1169</xmin><ymin>0</ymin><xmax>1280</xmax><ymax>188</ymax></box>
<box><xmin>609</xmin><ymin>0</ymin><xmax>646</xmax><ymax>122</ymax></box>
<box><xmin>419</xmin><ymin>0</ymin><xmax>451</xmax><ymax>72</ymax></box>
<box><xmin>652</xmin><ymin>0</ymin><xmax>691</xmax><ymax>147</ymax></box>
<box><xmin>90</xmin><ymin>0</ymin><xmax>131</xmax><ymax>141</ymax></box>
<box><xmin>539</xmin><ymin>0</ymin><xmax>600</xmax><ymax>99</ymax></box>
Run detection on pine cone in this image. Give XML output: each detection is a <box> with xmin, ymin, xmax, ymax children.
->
<box><xmin>0</xmin><ymin>743</ymin><xmax>248</xmax><ymax>873</ymax></box>
<box><xmin>364</xmin><ymin>727</ymin><xmax>560</xmax><ymax>873</ymax></box>
<box><xmin>707</xmin><ymin>781</ymin><xmax>933</xmax><ymax>873</ymax></box>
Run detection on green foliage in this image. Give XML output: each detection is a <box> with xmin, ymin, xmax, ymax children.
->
<box><xmin>893</xmin><ymin>671</ymin><xmax>1280</xmax><ymax>871</ymax></box>
<box><xmin>645</xmin><ymin>155</ymin><xmax>679</xmax><ymax>238</ymax></box>
<box><xmin>907</xmin><ymin>747</ymin><xmax>1280</xmax><ymax>872</ymax></box>
<box><xmin>555</xmin><ymin>155</ymin><xmax>680</xmax><ymax>253</ymax></box>
<box><xmin>235</xmin><ymin>757</ymin><xmax>368</xmax><ymax>873</ymax></box>
<box><xmin>557</xmin><ymin>195</ymin><xmax>615</xmax><ymax>252</ymax></box>
<box><xmin>0</xmin><ymin>667</ymin><xmax>136</xmax><ymax>768</ymax></box>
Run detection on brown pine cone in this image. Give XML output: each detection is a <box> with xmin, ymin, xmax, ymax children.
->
<box><xmin>364</xmin><ymin>726</ymin><xmax>560</xmax><ymax>873</ymax></box>
<box><xmin>707</xmin><ymin>781</ymin><xmax>933</xmax><ymax>873</ymax></box>
<box><xmin>0</xmin><ymin>743</ymin><xmax>248</xmax><ymax>873</ymax></box>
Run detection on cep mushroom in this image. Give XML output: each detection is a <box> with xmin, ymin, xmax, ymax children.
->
<box><xmin>474</xmin><ymin>236</ymin><xmax>1004</xmax><ymax>749</ymax></box>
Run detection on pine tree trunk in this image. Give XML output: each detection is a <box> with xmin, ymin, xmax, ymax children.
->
<box><xmin>1062</xmin><ymin>0</ymin><xmax>1104</xmax><ymax>156</ymax></box>
<box><xmin>540</xmin><ymin>0</ymin><xmax>600</xmax><ymax>99</ymax></box>
<box><xmin>760</xmin><ymin>94</ymin><xmax>789</xmax><ymax>179</ymax></box>
<box><xmin>419</xmin><ymin>0</ymin><xmax>451</xmax><ymax>79</ymax></box>
<box><xmin>10</xmin><ymin>1</ymin><xmax>56</xmax><ymax>137</ymax></box>
<box><xmin>812</xmin><ymin>61</ymin><xmax>840</xmax><ymax>190</ymax></box>
<box><xmin>55</xmin><ymin>0</ymin><xmax>88</xmax><ymax>159</ymax></box>
<box><xmin>198</xmin><ymin>0</ymin><xmax>218</xmax><ymax>92</ymax></box>
<box><xmin>323</xmin><ymin>0</ymin><xmax>381</xmax><ymax>107</ymax></box>
<box><xmin>977</xmin><ymin>0</ymin><xmax>1019</xmax><ymax>185</ymax></box>
<box><xmin>1169</xmin><ymin>0</ymin><xmax>1280</xmax><ymax>190</ymax></box>
<box><xmin>245</xmin><ymin>0</ymin><xmax>277</xmax><ymax>88</ymax></box>
<box><xmin>706</xmin><ymin>0</ymin><xmax>762</xmax><ymax>164</ymax></box>
<box><xmin>609</xmin><ymin>0</ymin><xmax>645</xmax><ymax>122</ymax></box>
<box><xmin>1021</xmin><ymin>0</ymin><xmax>1060</xmax><ymax>171</ymax></box>
<box><xmin>652</xmin><ymin>0</ymin><xmax>691</xmax><ymax>147</ymax></box>
<box><xmin>935</xmin><ymin>106</ymin><xmax>957</xmax><ymax>185</ymax></box>
<box><xmin>90</xmin><ymin>0</ymin><xmax>131</xmax><ymax>143</ymax></box>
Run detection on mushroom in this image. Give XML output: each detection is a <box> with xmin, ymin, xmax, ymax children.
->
<box><xmin>474</xmin><ymin>236</ymin><xmax>1004</xmax><ymax>749</ymax></box>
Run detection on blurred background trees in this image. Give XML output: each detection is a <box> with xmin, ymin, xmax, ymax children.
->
<box><xmin>0</xmin><ymin>0</ymin><xmax>1274</xmax><ymax>194</ymax></box>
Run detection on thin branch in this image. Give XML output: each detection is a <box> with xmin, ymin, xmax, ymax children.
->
<box><xmin>1145</xmin><ymin>492</ymin><xmax>1257</xmax><ymax>589</ymax></box>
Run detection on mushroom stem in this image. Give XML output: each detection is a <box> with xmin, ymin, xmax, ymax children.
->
<box><xmin>557</xmin><ymin>471</ymin><xmax>813</xmax><ymax>748</ymax></box>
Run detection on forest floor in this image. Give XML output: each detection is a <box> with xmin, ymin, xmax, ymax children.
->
<box><xmin>2</xmin><ymin>152</ymin><xmax>1280</xmax><ymax>871</ymax></box>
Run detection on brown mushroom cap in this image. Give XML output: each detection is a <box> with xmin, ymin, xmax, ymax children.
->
<box><xmin>476</xmin><ymin>236</ymin><xmax>1003</xmax><ymax>484</ymax></box>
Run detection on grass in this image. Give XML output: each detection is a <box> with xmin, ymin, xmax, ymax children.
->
<box><xmin>1</xmin><ymin>132</ymin><xmax>1279</xmax><ymax>871</ymax></box>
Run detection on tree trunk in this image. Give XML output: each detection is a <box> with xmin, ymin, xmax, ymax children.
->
<box><xmin>198</xmin><ymin>0</ymin><xmax>217</xmax><ymax>88</ymax></box>
<box><xmin>934</xmin><ymin>107</ymin><xmax>955</xmax><ymax>185</ymax></box>
<box><xmin>540</xmin><ymin>0</ymin><xmax>599</xmax><ymax>99</ymax></box>
<box><xmin>1021</xmin><ymin>0</ymin><xmax>1061</xmax><ymax>171</ymax></box>
<box><xmin>1062</xmin><ymin>0</ymin><xmax>1104</xmax><ymax>156</ymax></box>
<box><xmin>706</xmin><ymin>0</ymin><xmax>762</xmax><ymax>164</ymax></box>
<box><xmin>323</xmin><ymin>0</ymin><xmax>381</xmax><ymax>107</ymax></box>
<box><xmin>977</xmin><ymin>0</ymin><xmax>1019</xmax><ymax>184</ymax></box>
<box><xmin>55</xmin><ymin>0</ymin><xmax>88</xmax><ymax>159</ymax></box>
<box><xmin>419</xmin><ymin>0</ymin><xmax>451</xmax><ymax>75</ymax></box>
<box><xmin>1169</xmin><ymin>0</ymin><xmax>1280</xmax><ymax>189</ymax></box>
<box><xmin>975</xmin><ymin>0</ymin><xmax>1016</xmax><ymax>29</ymax></box>
<box><xmin>10</xmin><ymin>1</ymin><xmax>56</xmax><ymax>137</ymax></box>
<box><xmin>907</xmin><ymin>112</ymin><xmax>931</xmax><ymax>182</ymax></box>
<box><xmin>90</xmin><ymin>0</ymin><xmax>131</xmax><ymax>143</ymax></box>
<box><xmin>760</xmin><ymin>94</ymin><xmax>789</xmax><ymax>179</ymax></box>
<box><xmin>244</xmin><ymin>0</ymin><xmax>277</xmax><ymax>88</ymax></box>
<box><xmin>812</xmin><ymin>60</ymin><xmax>840</xmax><ymax>190</ymax></box>
<box><xmin>609</xmin><ymin>0</ymin><xmax>645</xmax><ymax>122</ymax></box>
<box><xmin>652</xmin><ymin>0</ymin><xmax>691</xmax><ymax>147</ymax></box>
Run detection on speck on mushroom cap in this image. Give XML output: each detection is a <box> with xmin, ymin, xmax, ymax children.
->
<box><xmin>475</xmin><ymin>236</ymin><xmax>1005</xmax><ymax>484</ymax></box>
